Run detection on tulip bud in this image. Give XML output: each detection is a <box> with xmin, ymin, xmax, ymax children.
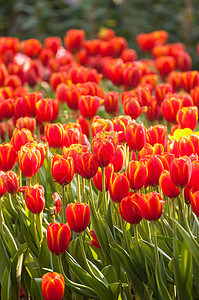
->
<box><xmin>76</xmin><ymin>151</ymin><xmax>98</xmax><ymax>179</ymax></box>
<box><xmin>35</xmin><ymin>98</ymin><xmax>53</xmax><ymax>124</ymax></box>
<box><xmin>126</xmin><ymin>121</ymin><xmax>146</xmax><ymax>152</ymax></box>
<box><xmin>109</xmin><ymin>172</ymin><xmax>130</xmax><ymax>204</ymax></box>
<box><xmin>64</xmin><ymin>29</ymin><xmax>85</xmax><ymax>53</ymax></box>
<box><xmin>0</xmin><ymin>171</ymin><xmax>7</xmax><ymax>198</ymax></box>
<box><xmin>66</xmin><ymin>202</ymin><xmax>90</xmax><ymax>233</ymax></box>
<box><xmin>79</xmin><ymin>95</ymin><xmax>104</xmax><ymax>119</ymax></box>
<box><xmin>93</xmin><ymin>164</ymin><xmax>113</xmax><ymax>192</ymax></box>
<box><xmin>104</xmin><ymin>91</ymin><xmax>119</xmax><ymax>115</ymax></box>
<box><xmin>190</xmin><ymin>188</ymin><xmax>199</xmax><ymax>217</ymax></box>
<box><xmin>18</xmin><ymin>145</ymin><xmax>41</xmax><ymax>179</ymax></box>
<box><xmin>170</xmin><ymin>156</ymin><xmax>192</xmax><ymax>188</ymax></box>
<box><xmin>42</xmin><ymin>272</ymin><xmax>65</xmax><ymax>300</ymax></box>
<box><xmin>0</xmin><ymin>143</ymin><xmax>17</xmax><ymax>171</ymax></box>
<box><xmin>92</xmin><ymin>131</ymin><xmax>117</xmax><ymax>168</ymax></box>
<box><xmin>2</xmin><ymin>171</ymin><xmax>18</xmax><ymax>195</ymax></box>
<box><xmin>110</xmin><ymin>145</ymin><xmax>126</xmax><ymax>172</ymax></box>
<box><xmin>127</xmin><ymin>160</ymin><xmax>148</xmax><ymax>191</ymax></box>
<box><xmin>11</xmin><ymin>128</ymin><xmax>33</xmax><ymax>152</ymax></box>
<box><xmin>159</xmin><ymin>170</ymin><xmax>180</xmax><ymax>198</ymax></box>
<box><xmin>51</xmin><ymin>154</ymin><xmax>74</xmax><ymax>186</ymax></box>
<box><xmin>119</xmin><ymin>194</ymin><xmax>143</xmax><ymax>225</ymax></box>
<box><xmin>144</xmin><ymin>155</ymin><xmax>164</xmax><ymax>187</ymax></box>
<box><xmin>139</xmin><ymin>192</ymin><xmax>163</xmax><ymax>221</ymax></box>
<box><xmin>147</xmin><ymin>124</ymin><xmax>167</xmax><ymax>147</ymax></box>
<box><xmin>45</xmin><ymin>122</ymin><xmax>64</xmax><ymax>149</ymax></box>
<box><xmin>90</xmin><ymin>228</ymin><xmax>101</xmax><ymax>249</ymax></box>
<box><xmin>23</xmin><ymin>184</ymin><xmax>45</xmax><ymax>214</ymax></box>
<box><xmin>176</xmin><ymin>106</ymin><xmax>198</xmax><ymax>130</ymax></box>
<box><xmin>47</xmin><ymin>222</ymin><xmax>71</xmax><ymax>255</ymax></box>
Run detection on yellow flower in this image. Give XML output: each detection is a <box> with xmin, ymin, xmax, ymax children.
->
<box><xmin>169</xmin><ymin>128</ymin><xmax>193</xmax><ymax>141</ymax></box>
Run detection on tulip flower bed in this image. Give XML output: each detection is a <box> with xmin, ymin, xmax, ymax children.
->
<box><xmin>1</xmin><ymin>28</ymin><xmax>199</xmax><ymax>300</ymax></box>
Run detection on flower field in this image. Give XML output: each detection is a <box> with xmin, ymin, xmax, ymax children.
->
<box><xmin>0</xmin><ymin>28</ymin><xmax>199</xmax><ymax>300</ymax></box>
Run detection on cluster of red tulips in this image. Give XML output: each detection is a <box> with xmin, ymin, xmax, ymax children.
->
<box><xmin>0</xmin><ymin>27</ymin><xmax>199</xmax><ymax>300</ymax></box>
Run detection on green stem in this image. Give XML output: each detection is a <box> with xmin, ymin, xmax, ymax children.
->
<box><xmin>102</xmin><ymin>167</ymin><xmax>107</xmax><ymax>213</ymax></box>
<box><xmin>88</xmin><ymin>180</ymin><xmax>97</xmax><ymax>218</ymax></box>
<box><xmin>62</xmin><ymin>185</ymin><xmax>66</xmax><ymax>223</ymax></box>
<box><xmin>180</xmin><ymin>188</ymin><xmax>199</xmax><ymax>249</ymax></box>
<box><xmin>82</xmin><ymin>177</ymin><xmax>85</xmax><ymax>203</ymax></box>
<box><xmin>33</xmin><ymin>213</ymin><xmax>39</xmax><ymax>248</ymax></box>
<box><xmin>76</xmin><ymin>174</ymin><xmax>81</xmax><ymax>202</ymax></box>
<box><xmin>79</xmin><ymin>232</ymin><xmax>96</xmax><ymax>277</ymax></box>
<box><xmin>57</xmin><ymin>254</ymin><xmax>98</xmax><ymax>299</ymax></box>
<box><xmin>28</xmin><ymin>178</ymin><xmax>31</xmax><ymax>186</ymax></box>
<box><xmin>36</xmin><ymin>212</ymin><xmax>43</xmax><ymax>243</ymax></box>
<box><xmin>151</xmin><ymin>222</ymin><xmax>159</xmax><ymax>266</ymax></box>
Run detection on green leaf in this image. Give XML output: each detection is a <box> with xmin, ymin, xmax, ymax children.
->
<box><xmin>30</xmin><ymin>277</ymin><xmax>43</xmax><ymax>300</ymax></box>
<box><xmin>0</xmin><ymin>234</ymin><xmax>10</xmax><ymax>281</ymax></box>
<box><xmin>1</xmin><ymin>268</ymin><xmax>11</xmax><ymax>300</ymax></box>
<box><xmin>10</xmin><ymin>243</ymin><xmax>28</xmax><ymax>300</ymax></box>
<box><xmin>110</xmin><ymin>244</ymin><xmax>144</xmax><ymax>298</ymax></box>
<box><xmin>101</xmin><ymin>265</ymin><xmax>118</xmax><ymax>284</ymax></box>
<box><xmin>174</xmin><ymin>219</ymin><xmax>199</xmax><ymax>266</ymax></box>
<box><xmin>38</xmin><ymin>234</ymin><xmax>51</xmax><ymax>272</ymax></box>
<box><xmin>65</xmin><ymin>251</ymin><xmax>112</xmax><ymax>300</ymax></box>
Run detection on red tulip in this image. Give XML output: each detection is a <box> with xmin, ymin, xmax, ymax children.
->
<box><xmin>45</xmin><ymin>122</ymin><xmax>64</xmax><ymax>149</ymax></box>
<box><xmin>161</xmin><ymin>95</ymin><xmax>180</xmax><ymax>123</ymax></box>
<box><xmin>18</xmin><ymin>144</ymin><xmax>41</xmax><ymax>179</ymax></box>
<box><xmin>35</xmin><ymin>98</ymin><xmax>53</xmax><ymax>124</ymax></box>
<box><xmin>2</xmin><ymin>171</ymin><xmax>18</xmax><ymax>195</ymax></box>
<box><xmin>62</xmin><ymin>144</ymin><xmax>88</xmax><ymax>174</ymax></box>
<box><xmin>66</xmin><ymin>202</ymin><xmax>90</xmax><ymax>233</ymax></box>
<box><xmin>42</xmin><ymin>272</ymin><xmax>65</xmax><ymax>300</ymax></box>
<box><xmin>104</xmin><ymin>91</ymin><xmax>119</xmax><ymax>115</ymax></box>
<box><xmin>145</xmin><ymin>155</ymin><xmax>164</xmax><ymax>187</ymax></box>
<box><xmin>176</xmin><ymin>106</ymin><xmax>198</xmax><ymax>130</ymax></box>
<box><xmin>11</xmin><ymin>128</ymin><xmax>33</xmax><ymax>152</ymax></box>
<box><xmin>147</xmin><ymin>124</ymin><xmax>167</xmax><ymax>147</ymax></box>
<box><xmin>190</xmin><ymin>188</ymin><xmax>199</xmax><ymax>217</ymax></box>
<box><xmin>93</xmin><ymin>164</ymin><xmax>113</xmax><ymax>192</ymax></box>
<box><xmin>76</xmin><ymin>151</ymin><xmax>99</xmax><ymax>179</ymax></box>
<box><xmin>51</xmin><ymin>154</ymin><xmax>74</xmax><ymax>186</ymax></box>
<box><xmin>45</xmin><ymin>36</ymin><xmax>61</xmax><ymax>53</ymax></box>
<box><xmin>23</xmin><ymin>184</ymin><xmax>45</xmax><ymax>214</ymax></box>
<box><xmin>181</xmin><ymin>71</ymin><xmax>199</xmax><ymax>92</ymax></box>
<box><xmin>155</xmin><ymin>83</ymin><xmax>173</xmax><ymax>105</ymax></box>
<box><xmin>0</xmin><ymin>143</ymin><xmax>17</xmax><ymax>171</ymax></box>
<box><xmin>139</xmin><ymin>192</ymin><xmax>163</xmax><ymax>221</ymax></box>
<box><xmin>110</xmin><ymin>145</ymin><xmax>126</xmax><ymax>173</ymax></box>
<box><xmin>119</xmin><ymin>194</ymin><xmax>143</xmax><ymax>225</ymax></box>
<box><xmin>109</xmin><ymin>172</ymin><xmax>130</xmax><ymax>204</ymax></box>
<box><xmin>91</xmin><ymin>117</ymin><xmax>113</xmax><ymax>138</ymax></box>
<box><xmin>112</xmin><ymin>115</ymin><xmax>132</xmax><ymax>144</ymax></box>
<box><xmin>16</xmin><ymin>117</ymin><xmax>36</xmax><ymax>133</ymax></box>
<box><xmin>159</xmin><ymin>170</ymin><xmax>180</xmax><ymax>198</ymax></box>
<box><xmin>47</xmin><ymin>222</ymin><xmax>71</xmax><ymax>255</ymax></box>
<box><xmin>90</xmin><ymin>229</ymin><xmax>101</xmax><ymax>249</ymax></box>
<box><xmin>127</xmin><ymin>160</ymin><xmax>148</xmax><ymax>191</ymax></box>
<box><xmin>0</xmin><ymin>171</ymin><xmax>7</xmax><ymax>197</ymax></box>
<box><xmin>21</xmin><ymin>38</ymin><xmax>42</xmax><ymax>58</ymax></box>
<box><xmin>64</xmin><ymin>29</ymin><xmax>85</xmax><ymax>53</ymax></box>
<box><xmin>126</xmin><ymin>121</ymin><xmax>146</xmax><ymax>152</ymax></box>
<box><xmin>79</xmin><ymin>95</ymin><xmax>104</xmax><ymax>119</ymax></box>
<box><xmin>189</xmin><ymin>161</ymin><xmax>199</xmax><ymax>190</ymax></box>
<box><xmin>170</xmin><ymin>156</ymin><xmax>192</xmax><ymax>188</ymax></box>
<box><xmin>92</xmin><ymin>131</ymin><xmax>117</xmax><ymax>168</ymax></box>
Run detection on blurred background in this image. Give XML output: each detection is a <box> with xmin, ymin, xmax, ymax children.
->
<box><xmin>1</xmin><ymin>0</ymin><xmax>199</xmax><ymax>67</ymax></box>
